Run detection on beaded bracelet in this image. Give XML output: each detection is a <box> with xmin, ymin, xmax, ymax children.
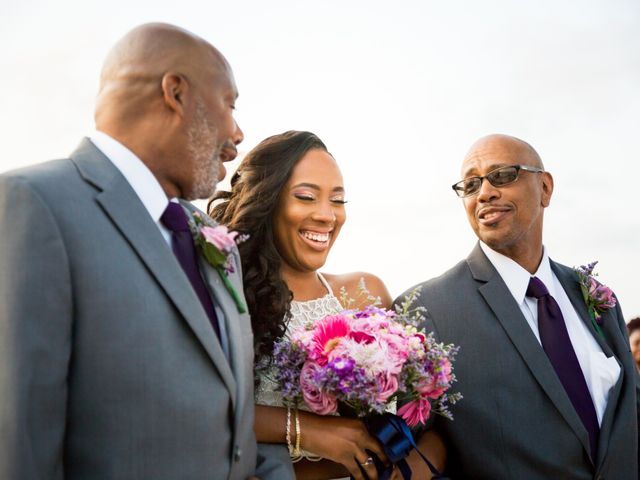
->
<box><xmin>293</xmin><ymin>408</ymin><xmax>301</xmax><ymax>457</ymax></box>
<box><xmin>285</xmin><ymin>406</ymin><xmax>293</xmax><ymax>456</ymax></box>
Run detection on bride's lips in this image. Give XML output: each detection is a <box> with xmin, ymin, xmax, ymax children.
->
<box><xmin>298</xmin><ymin>229</ymin><xmax>333</xmax><ymax>251</ymax></box>
<box><xmin>477</xmin><ymin>205</ymin><xmax>512</xmax><ymax>226</ymax></box>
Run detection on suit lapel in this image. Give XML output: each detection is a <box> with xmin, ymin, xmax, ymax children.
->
<box><xmin>551</xmin><ymin>262</ymin><xmax>626</xmax><ymax>468</ymax></box>
<box><xmin>198</xmin><ymin>259</ymin><xmax>246</xmax><ymax>407</ymax></box>
<box><xmin>182</xmin><ymin>202</ymin><xmax>248</xmax><ymax>417</ymax></box>
<box><xmin>468</xmin><ymin>244</ymin><xmax>592</xmax><ymax>457</ymax></box>
<box><xmin>552</xmin><ymin>262</ymin><xmax>614</xmax><ymax>357</ymax></box>
<box><xmin>71</xmin><ymin>139</ymin><xmax>237</xmax><ymax>406</ymax></box>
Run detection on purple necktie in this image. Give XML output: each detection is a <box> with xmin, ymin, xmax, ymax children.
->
<box><xmin>526</xmin><ymin>276</ymin><xmax>599</xmax><ymax>458</ymax></box>
<box><xmin>161</xmin><ymin>203</ymin><xmax>220</xmax><ymax>339</ymax></box>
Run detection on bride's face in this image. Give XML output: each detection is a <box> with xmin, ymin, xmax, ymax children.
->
<box><xmin>273</xmin><ymin>148</ymin><xmax>346</xmax><ymax>274</ymax></box>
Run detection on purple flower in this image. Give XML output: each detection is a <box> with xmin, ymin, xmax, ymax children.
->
<box><xmin>589</xmin><ymin>280</ymin><xmax>616</xmax><ymax>310</ymax></box>
<box><xmin>300</xmin><ymin>362</ymin><xmax>337</xmax><ymax>415</ymax></box>
<box><xmin>272</xmin><ymin>340</ymin><xmax>307</xmax><ymax>403</ymax></box>
<box><xmin>575</xmin><ymin>261</ymin><xmax>617</xmax><ymax>325</ymax></box>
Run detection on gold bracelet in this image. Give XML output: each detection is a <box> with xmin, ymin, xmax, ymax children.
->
<box><xmin>294</xmin><ymin>408</ymin><xmax>301</xmax><ymax>457</ymax></box>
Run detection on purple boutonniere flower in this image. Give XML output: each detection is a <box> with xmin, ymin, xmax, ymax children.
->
<box><xmin>575</xmin><ymin>261</ymin><xmax>616</xmax><ymax>332</ymax></box>
<box><xmin>190</xmin><ymin>212</ymin><xmax>248</xmax><ymax>313</ymax></box>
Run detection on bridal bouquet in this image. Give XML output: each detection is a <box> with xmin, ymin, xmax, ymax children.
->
<box><xmin>272</xmin><ymin>291</ymin><xmax>461</xmax><ymax>427</ymax></box>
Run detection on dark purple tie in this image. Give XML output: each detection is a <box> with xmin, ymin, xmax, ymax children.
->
<box><xmin>161</xmin><ymin>203</ymin><xmax>220</xmax><ymax>339</ymax></box>
<box><xmin>526</xmin><ymin>276</ymin><xmax>599</xmax><ymax>457</ymax></box>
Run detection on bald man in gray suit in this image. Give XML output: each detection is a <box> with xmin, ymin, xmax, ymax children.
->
<box><xmin>0</xmin><ymin>24</ymin><xmax>293</xmax><ymax>479</ymax></box>
<box><xmin>399</xmin><ymin>135</ymin><xmax>639</xmax><ymax>479</ymax></box>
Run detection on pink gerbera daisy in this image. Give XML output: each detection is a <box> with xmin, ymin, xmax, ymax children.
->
<box><xmin>309</xmin><ymin>314</ymin><xmax>351</xmax><ymax>364</ymax></box>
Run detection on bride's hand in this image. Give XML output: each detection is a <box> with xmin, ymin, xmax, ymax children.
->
<box><xmin>299</xmin><ymin>412</ymin><xmax>387</xmax><ymax>480</ymax></box>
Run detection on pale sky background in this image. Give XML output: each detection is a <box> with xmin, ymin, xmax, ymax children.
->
<box><xmin>2</xmin><ymin>0</ymin><xmax>639</xmax><ymax>319</ymax></box>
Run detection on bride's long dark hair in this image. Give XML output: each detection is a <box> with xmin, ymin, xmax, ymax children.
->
<box><xmin>208</xmin><ymin>130</ymin><xmax>329</xmax><ymax>367</ymax></box>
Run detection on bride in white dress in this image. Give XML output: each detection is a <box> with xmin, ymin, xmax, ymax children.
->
<box><xmin>210</xmin><ymin>131</ymin><xmax>394</xmax><ymax>479</ymax></box>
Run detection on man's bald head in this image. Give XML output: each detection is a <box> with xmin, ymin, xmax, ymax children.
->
<box><xmin>95</xmin><ymin>23</ymin><xmax>230</xmax><ymax>128</ymax></box>
<box><xmin>93</xmin><ymin>23</ymin><xmax>243</xmax><ymax>200</ymax></box>
<box><xmin>462</xmin><ymin>134</ymin><xmax>544</xmax><ymax>175</ymax></box>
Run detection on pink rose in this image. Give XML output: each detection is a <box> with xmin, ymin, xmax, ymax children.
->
<box><xmin>349</xmin><ymin>329</ymin><xmax>377</xmax><ymax>345</ymax></box>
<box><xmin>594</xmin><ymin>284</ymin><xmax>616</xmax><ymax>309</ymax></box>
<box><xmin>413</xmin><ymin>332</ymin><xmax>426</xmax><ymax>343</ymax></box>
<box><xmin>417</xmin><ymin>380</ymin><xmax>445</xmax><ymax>400</ymax></box>
<box><xmin>375</xmin><ymin>373</ymin><xmax>399</xmax><ymax>403</ymax></box>
<box><xmin>201</xmin><ymin>225</ymin><xmax>238</xmax><ymax>252</ymax></box>
<box><xmin>439</xmin><ymin>357</ymin><xmax>453</xmax><ymax>381</ymax></box>
<box><xmin>378</xmin><ymin>332</ymin><xmax>409</xmax><ymax>371</ymax></box>
<box><xmin>417</xmin><ymin>358</ymin><xmax>452</xmax><ymax>399</ymax></box>
<box><xmin>587</xmin><ymin>277</ymin><xmax>617</xmax><ymax>317</ymax></box>
<box><xmin>300</xmin><ymin>362</ymin><xmax>337</xmax><ymax>415</ymax></box>
<box><xmin>398</xmin><ymin>398</ymin><xmax>432</xmax><ymax>427</ymax></box>
<box><xmin>349</xmin><ymin>318</ymin><xmax>382</xmax><ymax>343</ymax></box>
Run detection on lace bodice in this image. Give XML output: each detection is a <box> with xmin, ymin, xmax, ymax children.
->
<box><xmin>255</xmin><ymin>273</ymin><xmax>343</xmax><ymax>407</ymax></box>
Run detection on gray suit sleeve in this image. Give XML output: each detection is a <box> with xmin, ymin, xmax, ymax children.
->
<box><xmin>0</xmin><ymin>175</ymin><xmax>72</xmax><ymax>479</ymax></box>
<box><xmin>254</xmin><ymin>443</ymin><xmax>295</xmax><ymax>479</ymax></box>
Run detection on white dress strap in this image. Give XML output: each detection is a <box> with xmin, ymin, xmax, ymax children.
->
<box><xmin>317</xmin><ymin>272</ymin><xmax>334</xmax><ymax>295</ymax></box>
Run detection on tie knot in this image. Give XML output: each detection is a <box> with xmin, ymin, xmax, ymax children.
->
<box><xmin>526</xmin><ymin>276</ymin><xmax>549</xmax><ymax>299</ymax></box>
<box><xmin>161</xmin><ymin>202</ymin><xmax>190</xmax><ymax>232</ymax></box>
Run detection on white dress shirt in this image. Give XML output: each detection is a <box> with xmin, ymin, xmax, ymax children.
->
<box><xmin>480</xmin><ymin>242</ymin><xmax>620</xmax><ymax>424</ymax></box>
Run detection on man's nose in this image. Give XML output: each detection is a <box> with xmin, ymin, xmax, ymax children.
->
<box><xmin>476</xmin><ymin>177</ymin><xmax>500</xmax><ymax>202</ymax></box>
<box><xmin>232</xmin><ymin>120</ymin><xmax>244</xmax><ymax>146</ymax></box>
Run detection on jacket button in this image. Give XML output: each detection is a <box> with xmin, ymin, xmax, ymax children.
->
<box><xmin>233</xmin><ymin>445</ymin><xmax>242</xmax><ymax>462</ymax></box>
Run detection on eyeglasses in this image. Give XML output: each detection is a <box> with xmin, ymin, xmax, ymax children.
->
<box><xmin>451</xmin><ymin>165</ymin><xmax>544</xmax><ymax>198</ymax></box>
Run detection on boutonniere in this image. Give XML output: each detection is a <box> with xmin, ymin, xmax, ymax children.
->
<box><xmin>574</xmin><ymin>261</ymin><xmax>616</xmax><ymax>334</ymax></box>
<box><xmin>191</xmin><ymin>212</ymin><xmax>248</xmax><ymax>314</ymax></box>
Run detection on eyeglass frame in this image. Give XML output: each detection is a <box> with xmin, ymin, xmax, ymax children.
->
<box><xmin>451</xmin><ymin>164</ymin><xmax>544</xmax><ymax>198</ymax></box>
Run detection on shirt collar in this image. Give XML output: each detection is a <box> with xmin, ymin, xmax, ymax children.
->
<box><xmin>479</xmin><ymin>241</ymin><xmax>555</xmax><ymax>304</ymax></box>
<box><xmin>89</xmin><ymin>131</ymin><xmax>169</xmax><ymax>223</ymax></box>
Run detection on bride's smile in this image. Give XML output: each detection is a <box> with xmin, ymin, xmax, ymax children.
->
<box><xmin>300</xmin><ymin>229</ymin><xmax>333</xmax><ymax>250</ymax></box>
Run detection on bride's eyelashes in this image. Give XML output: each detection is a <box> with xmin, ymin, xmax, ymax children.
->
<box><xmin>293</xmin><ymin>192</ymin><xmax>315</xmax><ymax>201</ymax></box>
<box><xmin>293</xmin><ymin>193</ymin><xmax>348</xmax><ymax>205</ymax></box>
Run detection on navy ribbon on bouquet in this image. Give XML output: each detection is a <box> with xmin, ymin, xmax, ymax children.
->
<box><xmin>364</xmin><ymin>413</ymin><xmax>448</xmax><ymax>480</ymax></box>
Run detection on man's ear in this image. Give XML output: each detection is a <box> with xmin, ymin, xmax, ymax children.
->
<box><xmin>161</xmin><ymin>72</ymin><xmax>189</xmax><ymax>117</ymax></box>
<box><xmin>541</xmin><ymin>171</ymin><xmax>554</xmax><ymax>207</ymax></box>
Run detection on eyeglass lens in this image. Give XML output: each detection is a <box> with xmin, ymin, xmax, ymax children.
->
<box><xmin>460</xmin><ymin>166</ymin><xmax>519</xmax><ymax>196</ymax></box>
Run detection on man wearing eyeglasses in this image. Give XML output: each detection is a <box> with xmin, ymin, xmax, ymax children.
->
<box><xmin>398</xmin><ymin>134</ymin><xmax>638</xmax><ymax>479</ymax></box>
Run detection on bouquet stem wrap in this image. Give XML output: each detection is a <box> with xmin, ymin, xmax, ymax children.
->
<box><xmin>364</xmin><ymin>413</ymin><xmax>449</xmax><ymax>480</ymax></box>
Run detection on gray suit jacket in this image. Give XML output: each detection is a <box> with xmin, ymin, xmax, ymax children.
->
<box><xmin>0</xmin><ymin>139</ymin><xmax>294</xmax><ymax>480</ymax></box>
<box><xmin>399</xmin><ymin>243</ymin><xmax>639</xmax><ymax>479</ymax></box>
